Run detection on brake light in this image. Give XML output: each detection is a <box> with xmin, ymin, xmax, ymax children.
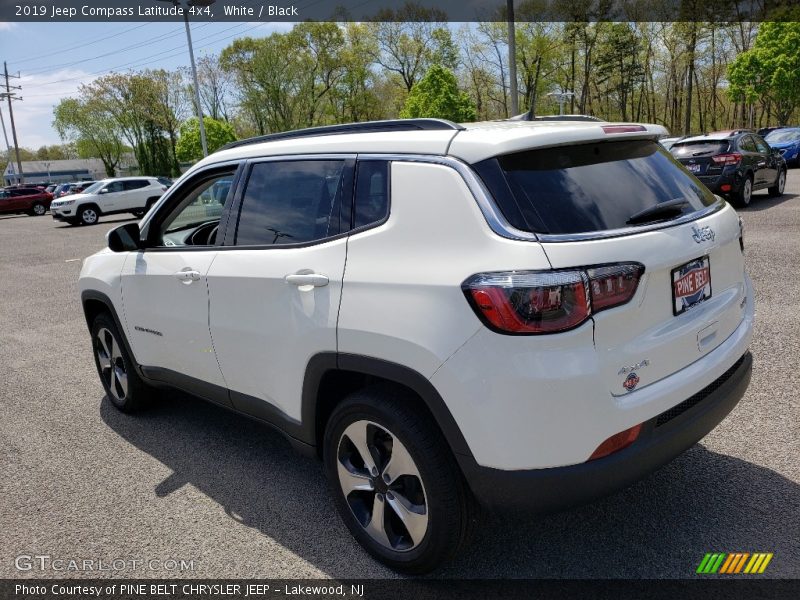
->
<box><xmin>602</xmin><ymin>125</ymin><xmax>646</xmax><ymax>134</ymax></box>
<box><xmin>586</xmin><ymin>263</ymin><xmax>645</xmax><ymax>311</ymax></box>
<box><xmin>711</xmin><ymin>153</ymin><xmax>742</xmax><ymax>165</ymax></box>
<box><xmin>463</xmin><ymin>262</ymin><xmax>644</xmax><ymax>335</ymax></box>
<box><xmin>588</xmin><ymin>423</ymin><xmax>642</xmax><ymax>460</ymax></box>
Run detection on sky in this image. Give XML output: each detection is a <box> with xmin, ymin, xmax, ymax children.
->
<box><xmin>0</xmin><ymin>20</ymin><xmax>290</xmax><ymax>149</ymax></box>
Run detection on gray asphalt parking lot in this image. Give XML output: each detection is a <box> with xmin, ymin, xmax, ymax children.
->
<box><xmin>1</xmin><ymin>174</ymin><xmax>798</xmax><ymax>580</ymax></box>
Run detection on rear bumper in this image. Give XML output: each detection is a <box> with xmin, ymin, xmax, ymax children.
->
<box><xmin>462</xmin><ymin>351</ymin><xmax>752</xmax><ymax>512</ymax></box>
<box><xmin>696</xmin><ymin>171</ymin><xmax>741</xmax><ymax>193</ymax></box>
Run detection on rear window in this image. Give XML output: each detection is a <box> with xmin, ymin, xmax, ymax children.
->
<box><xmin>670</xmin><ymin>140</ymin><xmax>730</xmax><ymax>156</ymax></box>
<box><xmin>473</xmin><ymin>140</ymin><xmax>717</xmax><ymax>235</ymax></box>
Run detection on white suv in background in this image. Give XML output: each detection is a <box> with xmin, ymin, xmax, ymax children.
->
<box><xmin>78</xmin><ymin>119</ymin><xmax>754</xmax><ymax>573</ymax></box>
<box><xmin>51</xmin><ymin>177</ymin><xmax>167</xmax><ymax>225</ymax></box>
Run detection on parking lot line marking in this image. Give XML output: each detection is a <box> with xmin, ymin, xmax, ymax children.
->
<box><xmin>65</xmin><ymin>258</ymin><xmax>81</xmax><ymax>262</ymax></box>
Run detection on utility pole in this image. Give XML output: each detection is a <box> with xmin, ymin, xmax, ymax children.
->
<box><xmin>3</xmin><ymin>62</ymin><xmax>24</xmax><ymax>184</ymax></box>
<box><xmin>506</xmin><ymin>0</ymin><xmax>518</xmax><ymax>117</ymax></box>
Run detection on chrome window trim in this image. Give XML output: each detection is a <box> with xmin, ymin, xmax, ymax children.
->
<box><xmin>358</xmin><ymin>153</ymin><xmax>726</xmax><ymax>243</ymax></box>
<box><xmin>173</xmin><ymin>152</ymin><xmax>726</xmax><ymax>244</ymax></box>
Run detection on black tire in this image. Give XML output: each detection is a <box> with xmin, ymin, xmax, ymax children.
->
<box><xmin>323</xmin><ymin>385</ymin><xmax>478</xmax><ymax>574</ymax></box>
<box><xmin>732</xmin><ymin>174</ymin><xmax>754</xmax><ymax>207</ymax></box>
<box><xmin>78</xmin><ymin>204</ymin><xmax>101</xmax><ymax>225</ymax></box>
<box><xmin>90</xmin><ymin>313</ymin><xmax>151</xmax><ymax>413</ymax></box>
<box><xmin>768</xmin><ymin>168</ymin><xmax>786</xmax><ymax>197</ymax></box>
<box><xmin>31</xmin><ymin>202</ymin><xmax>47</xmax><ymax>216</ymax></box>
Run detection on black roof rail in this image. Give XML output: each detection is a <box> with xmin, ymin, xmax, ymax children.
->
<box><xmin>219</xmin><ymin>118</ymin><xmax>465</xmax><ymax>151</ymax></box>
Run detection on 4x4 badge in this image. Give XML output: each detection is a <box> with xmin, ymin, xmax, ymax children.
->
<box><xmin>692</xmin><ymin>225</ymin><xmax>715</xmax><ymax>243</ymax></box>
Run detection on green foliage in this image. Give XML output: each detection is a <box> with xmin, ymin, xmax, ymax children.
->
<box><xmin>53</xmin><ymin>96</ymin><xmax>126</xmax><ymax>177</ymax></box>
<box><xmin>400</xmin><ymin>64</ymin><xmax>476</xmax><ymax>122</ymax></box>
<box><xmin>176</xmin><ymin>117</ymin><xmax>237</xmax><ymax>163</ymax></box>
<box><xmin>728</xmin><ymin>17</ymin><xmax>800</xmax><ymax>124</ymax></box>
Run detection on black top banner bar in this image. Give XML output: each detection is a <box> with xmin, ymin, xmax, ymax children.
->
<box><xmin>1</xmin><ymin>0</ymin><xmax>800</xmax><ymax>23</ymax></box>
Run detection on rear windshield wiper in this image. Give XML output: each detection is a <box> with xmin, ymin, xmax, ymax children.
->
<box><xmin>626</xmin><ymin>198</ymin><xmax>690</xmax><ymax>225</ymax></box>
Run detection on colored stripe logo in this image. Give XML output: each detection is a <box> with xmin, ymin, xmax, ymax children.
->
<box><xmin>697</xmin><ymin>552</ymin><xmax>773</xmax><ymax>574</ymax></box>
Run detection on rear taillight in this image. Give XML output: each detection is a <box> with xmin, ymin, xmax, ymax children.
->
<box><xmin>463</xmin><ymin>263</ymin><xmax>644</xmax><ymax>335</ymax></box>
<box><xmin>711</xmin><ymin>153</ymin><xmax>742</xmax><ymax>165</ymax></box>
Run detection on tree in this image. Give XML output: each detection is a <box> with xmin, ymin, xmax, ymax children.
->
<box><xmin>53</xmin><ymin>97</ymin><xmax>126</xmax><ymax>177</ymax></box>
<box><xmin>175</xmin><ymin>116</ymin><xmax>237</xmax><ymax>163</ymax></box>
<box><xmin>728</xmin><ymin>18</ymin><xmax>800</xmax><ymax>126</ymax></box>
<box><xmin>400</xmin><ymin>64</ymin><xmax>476</xmax><ymax>122</ymax></box>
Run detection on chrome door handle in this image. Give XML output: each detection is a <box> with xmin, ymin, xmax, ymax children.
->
<box><xmin>285</xmin><ymin>273</ymin><xmax>329</xmax><ymax>287</ymax></box>
<box><xmin>175</xmin><ymin>268</ymin><xmax>202</xmax><ymax>284</ymax></box>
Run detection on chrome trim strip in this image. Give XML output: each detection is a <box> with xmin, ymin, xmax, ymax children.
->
<box><xmin>361</xmin><ymin>153</ymin><xmax>726</xmax><ymax>243</ymax></box>
<box><xmin>161</xmin><ymin>152</ymin><xmax>726</xmax><ymax>245</ymax></box>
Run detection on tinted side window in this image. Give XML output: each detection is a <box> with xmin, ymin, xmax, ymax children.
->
<box><xmin>353</xmin><ymin>161</ymin><xmax>389</xmax><ymax>229</ymax></box>
<box><xmin>235</xmin><ymin>160</ymin><xmax>345</xmax><ymax>246</ymax></box>
<box><xmin>123</xmin><ymin>180</ymin><xmax>149</xmax><ymax>191</ymax></box>
<box><xmin>738</xmin><ymin>136</ymin><xmax>756</xmax><ymax>152</ymax></box>
<box><xmin>105</xmin><ymin>181</ymin><xmax>124</xmax><ymax>193</ymax></box>
<box><xmin>752</xmin><ymin>136</ymin><xmax>770</xmax><ymax>153</ymax></box>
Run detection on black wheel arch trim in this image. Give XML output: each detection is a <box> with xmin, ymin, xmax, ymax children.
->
<box><xmin>81</xmin><ymin>290</ymin><xmax>140</xmax><ymax>372</ymax></box>
<box><xmin>303</xmin><ymin>352</ymin><xmax>475</xmax><ymax>461</ymax></box>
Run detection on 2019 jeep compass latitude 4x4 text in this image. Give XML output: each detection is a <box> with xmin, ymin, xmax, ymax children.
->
<box><xmin>79</xmin><ymin>119</ymin><xmax>754</xmax><ymax>573</ymax></box>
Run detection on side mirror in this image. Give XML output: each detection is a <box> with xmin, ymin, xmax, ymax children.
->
<box><xmin>107</xmin><ymin>222</ymin><xmax>142</xmax><ymax>252</ymax></box>
<box><xmin>99</xmin><ymin>188</ymin><xmax>108</xmax><ymax>194</ymax></box>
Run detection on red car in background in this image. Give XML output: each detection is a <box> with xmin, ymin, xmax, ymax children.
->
<box><xmin>0</xmin><ymin>186</ymin><xmax>53</xmax><ymax>216</ymax></box>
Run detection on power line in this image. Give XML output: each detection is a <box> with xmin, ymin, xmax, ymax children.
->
<box><xmin>23</xmin><ymin>23</ymin><xmax>264</xmax><ymax>96</ymax></box>
<box><xmin>22</xmin><ymin>23</ymin><xmax>217</xmax><ymax>75</ymax></box>
<box><xmin>8</xmin><ymin>22</ymin><xmax>154</xmax><ymax>65</ymax></box>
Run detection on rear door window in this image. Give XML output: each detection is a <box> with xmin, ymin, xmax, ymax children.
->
<box><xmin>473</xmin><ymin>139</ymin><xmax>717</xmax><ymax>235</ymax></box>
<box><xmin>123</xmin><ymin>180</ymin><xmax>150</xmax><ymax>191</ymax></box>
<box><xmin>738</xmin><ymin>136</ymin><xmax>757</xmax><ymax>152</ymax></box>
<box><xmin>235</xmin><ymin>160</ymin><xmax>347</xmax><ymax>246</ymax></box>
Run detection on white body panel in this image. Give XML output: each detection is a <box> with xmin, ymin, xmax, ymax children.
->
<box><xmin>430</xmin><ymin>274</ymin><xmax>753</xmax><ymax>470</ymax></box>
<box><xmin>207</xmin><ymin>240</ymin><xmax>347</xmax><ymax>420</ymax></box>
<box><xmin>119</xmin><ymin>250</ymin><xmax>226</xmax><ymax>387</ymax></box>
<box><xmin>542</xmin><ymin>204</ymin><xmax>746</xmax><ymax>396</ymax></box>
<box><xmin>338</xmin><ymin>161</ymin><xmax>551</xmax><ymax>377</ymax></box>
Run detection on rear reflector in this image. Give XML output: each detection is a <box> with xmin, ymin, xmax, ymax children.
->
<box><xmin>588</xmin><ymin>424</ymin><xmax>642</xmax><ymax>460</ymax></box>
<box><xmin>602</xmin><ymin>125</ymin><xmax>647</xmax><ymax>134</ymax></box>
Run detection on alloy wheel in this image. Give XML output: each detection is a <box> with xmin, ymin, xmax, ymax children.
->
<box><xmin>33</xmin><ymin>204</ymin><xmax>45</xmax><ymax>215</ymax></box>
<box><xmin>336</xmin><ymin>420</ymin><xmax>429</xmax><ymax>552</ymax></box>
<box><xmin>82</xmin><ymin>208</ymin><xmax>98</xmax><ymax>224</ymax></box>
<box><xmin>96</xmin><ymin>327</ymin><xmax>128</xmax><ymax>402</ymax></box>
<box><xmin>778</xmin><ymin>170</ymin><xmax>786</xmax><ymax>194</ymax></box>
<box><xmin>743</xmin><ymin>179</ymin><xmax>752</xmax><ymax>204</ymax></box>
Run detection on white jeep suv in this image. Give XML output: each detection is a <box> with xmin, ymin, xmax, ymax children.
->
<box><xmin>51</xmin><ymin>176</ymin><xmax>167</xmax><ymax>225</ymax></box>
<box><xmin>78</xmin><ymin>119</ymin><xmax>754</xmax><ymax>573</ymax></box>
